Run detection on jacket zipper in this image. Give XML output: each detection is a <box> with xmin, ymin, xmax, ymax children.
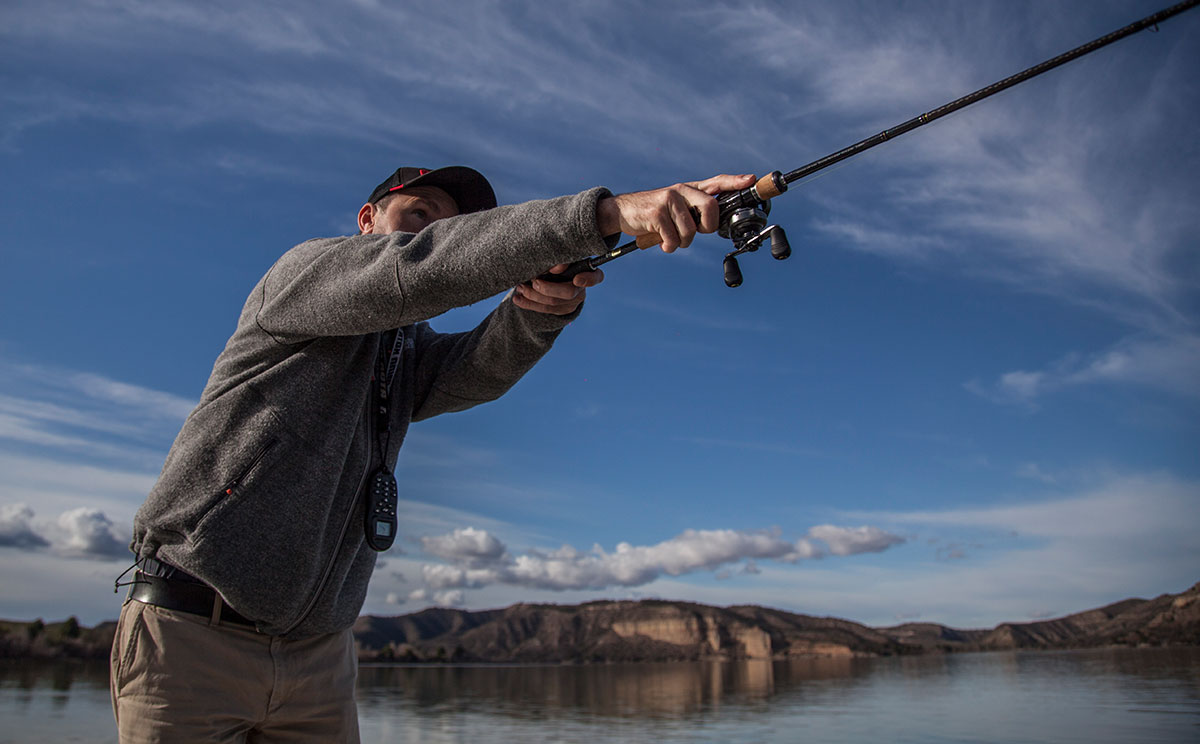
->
<box><xmin>280</xmin><ymin>369</ymin><xmax>380</xmax><ymax>636</ymax></box>
<box><xmin>220</xmin><ymin>440</ymin><xmax>277</xmax><ymax>497</ymax></box>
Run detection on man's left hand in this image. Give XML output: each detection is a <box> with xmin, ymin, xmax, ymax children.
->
<box><xmin>512</xmin><ymin>265</ymin><xmax>604</xmax><ymax>315</ymax></box>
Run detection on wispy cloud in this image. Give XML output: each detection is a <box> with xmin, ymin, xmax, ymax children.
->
<box><xmin>674</xmin><ymin>435</ymin><xmax>832</xmax><ymax>460</ymax></box>
<box><xmin>825</xmin><ymin>472</ymin><xmax>1200</xmax><ymax>624</ymax></box>
<box><xmin>0</xmin><ymin>362</ymin><xmax>194</xmax><ymax>474</ymax></box>
<box><xmin>966</xmin><ymin>332</ymin><xmax>1200</xmax><ymax>405</ymax></box>
<box><xmin>614</xmin><ymin>296</ymin><xmax>776</xmax><ymax>334</ymax></box>
<box><xmin>713</xmin><ymin>2</ymin><xmax>1199</xmax><ymax>342</ymax></box>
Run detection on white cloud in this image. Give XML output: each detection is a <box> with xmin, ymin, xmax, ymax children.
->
<box><xmin>807</xmin><ymin>525</ymin><xmax>906</xmax><ymax>556</ymax></box>
<box><xmin>411</xmin><ymin>525</ymin><xmax>903</xmax><ymax>594</ymax></box>
<box><xmin>405</xmin><ymin>586</ymin><xmax>464</xmax><ymax>607</ymax></box>
<box><xmin>53</xmin><ymin>507</ymin><xmax>129</xmax><ymax>560</ymax></box>
<box><xmin>432</xmin><ymin>590</ymin><xmax>464</xmax><ymax>607</ymax></box>
<box><xmin>421</xmin><ymin>527</ymin><xmax>506</xmax><ymax>567</ymax></box>
<box><xmin>0</xmin><ymin>503</ymin><xmax>49</xmax><ymax>549</ymax></box>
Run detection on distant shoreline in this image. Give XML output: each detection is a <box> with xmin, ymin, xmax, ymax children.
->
<box><xmin>4</xmin><ymin>580</ymin><xmax>1196</xmax><ymax>663</ymax></box>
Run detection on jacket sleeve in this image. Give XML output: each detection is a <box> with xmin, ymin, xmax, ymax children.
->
<box><xmin>253</xmin><ymin>187</ymin><xmax>613</xmax><ymax>344</ymax></box>
<box><xmin>408</xmin><ymin>295</ymin><xmax>574</xmax><ymax>421</ymax></box>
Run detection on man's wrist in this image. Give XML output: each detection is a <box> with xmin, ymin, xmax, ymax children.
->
<box><xmin>596</xmin><ymin>196</ymin><xmax>621</xmax><ymax>237</ymax></box>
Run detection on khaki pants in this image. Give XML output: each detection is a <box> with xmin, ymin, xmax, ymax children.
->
<box><xmin>110</xmin><ymin>599</ymin><xmax>360</xmax><ymax>743</ymax></box>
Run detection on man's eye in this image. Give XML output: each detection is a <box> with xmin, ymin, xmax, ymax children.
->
<box><xmin>412</xmin><ymin>209</ymin><xmax>428</xmax><ymax>220</ymax></box>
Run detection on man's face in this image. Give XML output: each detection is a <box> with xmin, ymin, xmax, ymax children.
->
<box><xmin>365</xmin><ymin>185</ymin><xmax>460</xmax><ymax>235</ymax></box>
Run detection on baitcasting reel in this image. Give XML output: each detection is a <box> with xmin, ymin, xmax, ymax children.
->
<box><xmin>714</xmin><ymin>171</ymin><xmax>791</xmax><ymax>288</ymax></box>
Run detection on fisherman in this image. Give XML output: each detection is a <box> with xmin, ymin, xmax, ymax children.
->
<box><xmin>110</xmin><ymin>165</ymin><xmax>755</xmax><ymax>742</ymax></box>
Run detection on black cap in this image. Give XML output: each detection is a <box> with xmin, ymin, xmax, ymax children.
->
<box><xmin>367</xmin><ymin>166</ymin><xmax>496</xmax><ymax>214</ymax></box>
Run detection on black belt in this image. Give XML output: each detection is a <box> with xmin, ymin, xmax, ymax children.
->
<box><xmin>129</xmin><ymin>571</ymin><xmax>258</xmax><ymax>629</ymax></box>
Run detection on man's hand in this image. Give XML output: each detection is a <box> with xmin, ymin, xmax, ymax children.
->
<box><xmin>596</xmin><ymin>173</ymin><xmax>757</xmax><ymax>253</ymax></box>
<box><xmin>513</xmin><ymin>265</ymin><xmax>604</xmax><ymax>315</ymax></box>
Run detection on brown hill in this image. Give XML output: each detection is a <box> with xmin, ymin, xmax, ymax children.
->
<box><xmin>879</xmin><ymin>581</ymin><xmax>1200</xmax><ymax>651</ymax></box>
<box><xmin>352</xmin><ymin>599</ymin><xmax>913</xmax><ymax>663</ymax></box>
<box><xmin>358</xmin><ymin>582</ymin><xmax>1200</xmax><ymax>662</ymax></box>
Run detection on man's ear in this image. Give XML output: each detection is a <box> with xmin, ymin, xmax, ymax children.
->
<box><xmin>357</xmin><ymin>202</ymin><xmax>376</xmax><ymax>235</ymax></box>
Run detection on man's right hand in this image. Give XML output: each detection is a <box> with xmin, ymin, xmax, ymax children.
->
<box><xmin>595</xmin><ymin>174</ymin><xmax>757</xmax><ymax>253</ymax></box>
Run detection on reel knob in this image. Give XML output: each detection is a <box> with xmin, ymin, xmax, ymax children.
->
<box><xmin>723</xmin><ymin>256</ymin><xmax>743</xmax><ymax>288</ymax></box>
<box><xmin>770</xmin><ymin>227</ymin><xmax>791</xmax><ymax>260</ymax></box>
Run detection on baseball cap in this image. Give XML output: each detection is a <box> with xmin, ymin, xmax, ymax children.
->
<box><xmin>367</xmin><ymin>166</ymin><xmax>497</xmax><ymax>214</ymax></box>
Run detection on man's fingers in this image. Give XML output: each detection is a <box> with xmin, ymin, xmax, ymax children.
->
<box><xmin>513</xmin><ymin>283</ymin><xmax>586</xmax><ymax>315</ymax></box>
<box><xmin>570</xmin><ymin>268</ymin><xmax>604</xmax><ymax>288</ymax></box>
<box><xmin>688</xmin><ymin>173</ymin><xmax>756</xmax><ymax>196</ymax></box>
<box><xmin>653</xmin><ymin>206</ymin><xmax>683</xmax><ymax>253</ymax></box>
<box><xmin>684</xmin><ymin>192</ymin><xmax>720</xmax><ymax>233</ymax></box>
<box><xmin>668</xmin><ymin>196</ymin><xmax>699</xmax><ymax>249</ymax></box>
<box><xmin>544</xmin><ymin>265</ymin><xmax>604</xmax><ymax>288</ymax></box>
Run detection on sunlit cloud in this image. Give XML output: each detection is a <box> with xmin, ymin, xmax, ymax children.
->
<box><xmin>412</xmin><ymin>524</ymin><xmax>904</xmax><ymax>594</ymax></box>
<box><xmin>54</xmin><ymin>507</ymin><xmax>129</xmax><ymax>559</ymax></box>
<box><xmin>0</xmin><ymin>502</ymin><xmax>130</xmax><ymax>560</ymax></box>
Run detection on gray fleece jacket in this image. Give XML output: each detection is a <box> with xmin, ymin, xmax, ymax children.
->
<box><xmin>131</xmin><ymin>187</ymin><xmax>614</xmax><ymax>638</ymax></box>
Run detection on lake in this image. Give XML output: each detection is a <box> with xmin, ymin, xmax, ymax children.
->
<box><xmin>2</xmin><ymin>647</ymin><xmax>1197</xmax><ymax>742</ymax></box>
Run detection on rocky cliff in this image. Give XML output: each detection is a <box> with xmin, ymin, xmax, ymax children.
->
<box><xmin>353</xmin><ymin>581</ymin><xmax>1200</xmax><ymax>663</ymax></box>
<box><xmin>352</xmin><ymin>599</ymin><xmax>913</xmax><ymax>663</ymax></box>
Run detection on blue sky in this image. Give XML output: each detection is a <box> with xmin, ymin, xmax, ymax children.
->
<box><xmin>1</xmin><ymin>0</ymin><xmax>1197</xmax><ymax>629</ymax></box>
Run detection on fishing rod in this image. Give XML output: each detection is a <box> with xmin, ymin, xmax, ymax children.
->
<box><xmin>546</xmin><ymin>0</ymin><xmax>1199</xmax><ymax>288</ymax></box>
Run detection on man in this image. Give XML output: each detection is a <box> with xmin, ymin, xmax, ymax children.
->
<box><xmin>111</xmin><ymin>165</ymin><xmax>755</xmax><ymax>742</ymax></box>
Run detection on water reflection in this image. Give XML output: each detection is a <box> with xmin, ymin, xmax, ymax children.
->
<box><xmin>3</xmin><ymin>649</ymin><xmax>1199</xmax><ymax>743</ymax></box>
<box><xmin>358</xmin><ymin>655</ymin><xmax>882</xmax><ymax>720</ymax></box>
<box><xmin>0</xmin><ymin>660</ymin><xmax>115</xmax><ymax>744</ymax></box>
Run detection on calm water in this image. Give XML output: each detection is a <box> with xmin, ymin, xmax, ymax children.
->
<box><xmin>2</xmin><ymin>648</ymin><xmax>1198</xmax><ymax>743</ymax></box>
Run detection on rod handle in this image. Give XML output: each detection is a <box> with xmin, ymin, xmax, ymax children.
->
<box><xmin>754</xmin><ymin>171</ymin><xmax>786</xmax><ymax>199</ymax></box>
<box><xmin>536</xmin><ymin>257</ymin><xmax>595</xmax><ymax>283</ymax></box>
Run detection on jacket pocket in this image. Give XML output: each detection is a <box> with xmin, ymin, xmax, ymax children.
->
<box><xmin>192</xmin><ymin>438</ymin><xmax>278</xmax><ymax>538</ymax></box>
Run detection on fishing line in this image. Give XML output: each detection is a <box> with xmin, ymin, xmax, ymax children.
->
<box><xmin>543</xmin><ymin>0</ymin><xmax>1198</xmax><ymax>288</ymax></box>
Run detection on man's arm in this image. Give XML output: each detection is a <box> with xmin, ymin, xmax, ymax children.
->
<box><xmin>255</xmin><ymin>175</ymin><xmax>756</xmax><ymax>342</ymax></box>
<box><xmin>510</xmin><ymin>173</ymin><xmax>755</xmax><ymax>316</ymax></box>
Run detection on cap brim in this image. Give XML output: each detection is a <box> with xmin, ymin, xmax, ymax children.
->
<box><xmin>401</xmin><ymin>166</ymin><xmax>497</xmax><ymax>215</ymax></box>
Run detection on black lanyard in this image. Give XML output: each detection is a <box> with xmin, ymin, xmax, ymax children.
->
<box><xmin>374</xmin><ymin>329</ymin><xmax>404</xmax><ymax>442</ymax></box>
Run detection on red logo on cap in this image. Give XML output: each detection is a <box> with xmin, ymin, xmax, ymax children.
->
<box><xmin>389</xmin><ymin>169</ymin><xmax>431</xmax><ymax>193</ymax></box>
